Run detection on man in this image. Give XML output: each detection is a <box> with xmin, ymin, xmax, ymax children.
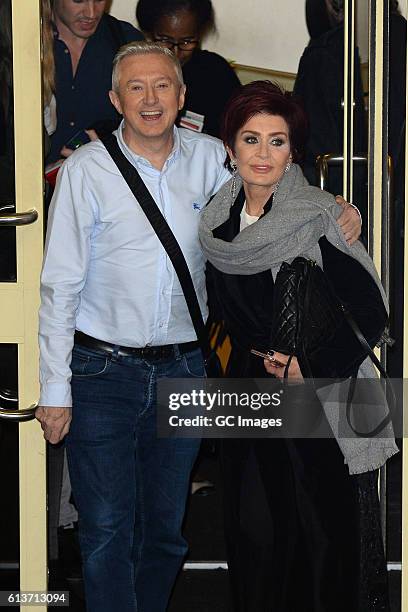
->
<box><xmin>36</xmin><ymin>43</ymin><xmax>361</xmax><ymax>612</ymax></box>
<box><xmin>48</xmin><ymin>0</ymin><xmax>143</xmax><ymax>163</ymax></box>
<box><xmin>47</xmin><ymin>2</ymin><xmax>142</xmax><ymax>560</ymax></box>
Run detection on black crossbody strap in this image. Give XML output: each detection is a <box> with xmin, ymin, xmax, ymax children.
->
<box><xmin>100</xmin><ymin>133</ymin><xmax>209</xmax><ymax>355</ymax></box>
<box><xmin>343</xmin><ymin>310</ymin><xmax>388</xmax><ymax>379</ymax></box>
<box><xmin>343</xmin><ymin>310</ymin><xmax>394</xmax><ymax>437</ymax></box>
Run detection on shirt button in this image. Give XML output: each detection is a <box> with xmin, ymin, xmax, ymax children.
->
<box><xmin>64</xmin><ymin>49</ymin><xmax>69</xmax><ymax>54</ymax></box>
<box><xmin>71</xmin><ymin>85</ymin><xmax>75</xmax><ymax>90</ymax></box>
<box><xmin>69</xmin><ymin>121</ymin><xmax>75</xmax><ymax>127</ymax></box>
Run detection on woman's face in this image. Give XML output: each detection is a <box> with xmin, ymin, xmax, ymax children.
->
<box><xmin>153</xmin><ymin>10</ymin><xmax>200</xmax><ymax>66</ymax></box>
<box><xmin>227</xmin><ymin>113</ymin><xmax>292</xmax><ymax>191</ymax></box>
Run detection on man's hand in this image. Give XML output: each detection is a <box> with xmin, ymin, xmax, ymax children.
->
<box><xmin>35</xmin><ymin>406</ymin><xmax>72</xmax><ymax>444</ymax></box>
<box><xmin>335</xmin><ymin>195</ymin><xmax>361</xmax><ymax>245</ymax></box>
<box><xmin>60</xmin><ymin>129</ymin><xmax>98</xmax><ymax>158</ymax></box>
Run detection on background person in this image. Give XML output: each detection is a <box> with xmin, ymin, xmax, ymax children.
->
<box><xmin>293</xmin><ymin>0</ymin><xmax>367</xmax><ymax>235</ymax></box>
<box><xmin>47</xmin><ymin>0</ymin><xmax>143</xmax><ymax>164</ymax></box>
<box><xmin>136</xmin><ymin>0</ymin><xmax>240</xmax><ymax>138</ymax></box>
<box><xmin>199</xmin><ymin>80</ymin><xmax>397</xmax><ymax>611</ymax></box>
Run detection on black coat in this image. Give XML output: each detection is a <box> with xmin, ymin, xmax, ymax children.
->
<box><xmin>293</xmin><ymin>26</ymin><xmax>367</xmax><ymax>185</ymax></box>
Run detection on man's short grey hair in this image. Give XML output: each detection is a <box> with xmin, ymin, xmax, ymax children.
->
<box><xmin>111</xmin><ymin>41</ymin><xmax>184</xmax><ymax>92</ymax></box>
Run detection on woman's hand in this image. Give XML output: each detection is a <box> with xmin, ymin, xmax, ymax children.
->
<box><xmin>335</xmin><ymin>195</ymin><xmax>361</xmax><ymax>245</ymax></box>
<box><xmin>264</xmin><ymin>351</ymin><xmax>303</xmax><ymax>380</ymax></box>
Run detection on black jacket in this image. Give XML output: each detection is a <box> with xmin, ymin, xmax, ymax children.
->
<box><xmin>180</xmin><ymin>50</ymin><xmax>240</xmax><ymax>138</ymax></box>
<box><xmin>294</xmin><ymin>26</ymin><xmax>367</xmax><ymax>185</ymax></box>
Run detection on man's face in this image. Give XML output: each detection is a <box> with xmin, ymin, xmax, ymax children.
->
<box><xmin>53</xmin><ymin>0</ymin><xmax>106</xmax><ymax>40</ymax></box>
<box><xmin>109</xmin><ymin>53</ymin><xmax>186</xmax><ymax>146</ymax></box>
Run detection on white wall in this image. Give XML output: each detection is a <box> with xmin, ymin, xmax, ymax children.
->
<box><xmin>109</xmin><ymin>0</ymin><xmax>309</xmax><ymax>73</ymax></box>
<box><xmin>109</xmin><ymin>0</ymin><xmax>407</xmax><ymax>73</ymax></box>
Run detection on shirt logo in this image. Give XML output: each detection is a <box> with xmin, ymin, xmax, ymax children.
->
<box><xmin>192</xmin><ymin>202</ymin><xmax>202</xmax><ymax>211</ymax></box>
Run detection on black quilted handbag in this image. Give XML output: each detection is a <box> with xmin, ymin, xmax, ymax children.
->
<box><xmin>269</xmin><ymin>257</ymin><xmax>394</xmax><ymax>437</ymax></box>
<box><xmin>270</xmin><ymin>257</ymin><xmax>344</xmax><ymax>375</ymax></box>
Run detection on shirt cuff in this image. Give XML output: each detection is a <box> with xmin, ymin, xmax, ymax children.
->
<box><xmin>349</xmin><ymin>202</ymin><xmax>362</xmax><ymax>223</ymax></box>
<box><xmin>39</xmin><ymin>383</ymin><xmax>72</xmax><ymax>408</ymax></box>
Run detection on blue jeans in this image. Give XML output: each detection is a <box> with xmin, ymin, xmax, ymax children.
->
<box><xmin>66</xmin><ymin>344</ymin><xmax>202</xmax><ymax>612</ymax></box>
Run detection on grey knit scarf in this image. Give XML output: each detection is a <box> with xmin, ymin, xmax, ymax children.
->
<box><xmin>199</xmin><ymin>163</ymin><xmax>398</xmax><ymax>474</ymax></box>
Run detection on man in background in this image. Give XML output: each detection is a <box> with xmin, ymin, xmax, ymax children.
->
<box><xmin>48</xmin><ymin>0</ymin><xmax>143</xmax><ymax>163</ymax></box>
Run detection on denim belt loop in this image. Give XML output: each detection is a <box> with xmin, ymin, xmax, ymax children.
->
<box><xmin>173</xmin><ymin>344</ymin><xmax>181</xmax><ymax>360</ymax></box>
<box><xmin>111</xmin><ymin>345</ymin><xmax>121</xmax><ymax>360</ymax></box>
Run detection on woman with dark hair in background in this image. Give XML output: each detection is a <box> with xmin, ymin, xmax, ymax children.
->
<box><xmin>293</xmin><ymin>0</ymin><xmax>367</xmax><ymax>232</ymax></box>
<box><xmin>199</xmin><ymin>80</ymin><xmax>396</xmax><ymax>611</ymax></box>
<box><xmin>136</xmin><ymin>0</ymin><xmax>240</xmax><ymax>137</ymax></box>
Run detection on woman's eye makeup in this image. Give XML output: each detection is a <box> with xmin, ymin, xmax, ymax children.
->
<box><xmin>244</xmin><ymin>136</ymin><xmax>259</xmax><ymax>144</ymax></box>
<box><xmin>242</xmin><ymin>135</ymin><xmax>287</xmax><ymax>146</ymax></box>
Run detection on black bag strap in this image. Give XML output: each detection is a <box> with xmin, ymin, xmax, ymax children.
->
<box><xmin>343</xmin><ymin>310</ymin><xmax>388</xmax><ymax>379</ymax></box>
<box><xmin>343</xmin><ymin>309</ymin><xmax>394</xmax><ymax>437</ymax></box>
<box><xmin>100</xmin><ymin>133</ymin><xmax>210</xmax><ymax>358</ymax></box>
<box><xmin>271</xmin><ymin>258</ymin><xmax>394</xmax><ymax>437</ymax></box>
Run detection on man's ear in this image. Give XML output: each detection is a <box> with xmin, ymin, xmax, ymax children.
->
<box><xmin>178</xmin><ymin>84</ymin><xmax>186</xmax><ymax>111</ymax></box>
<box><xmin>109</xmin><ymin>90</ymin><xmax>122</xmax><ymax>115</ymax></box>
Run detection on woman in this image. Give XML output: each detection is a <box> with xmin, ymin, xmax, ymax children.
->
<box><xmin>136</xmin><ymin>0</ymin><xmax>240</xmax><ymax>137</ymax></box>
<box><xmin>199</xmin><ymin>81</ymin><xmax>397</xmax><ymax>611</ymax></box>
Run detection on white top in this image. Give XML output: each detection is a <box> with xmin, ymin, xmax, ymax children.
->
<box><xmin>44</xmin><ymin>95</ymin><xmax>57</xmax><ymax>136</ymax></box>
<box><xmin>240</xmin><ymin>203</ymin><xmax>260</xmax><ymax>231</ymax></box>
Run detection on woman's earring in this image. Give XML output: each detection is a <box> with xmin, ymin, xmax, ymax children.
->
<box><xmin>230</xmin><ymin>160</ymin><xmax>238</xmax><ymax>201</ymax></box>
<box><xmin>285</xmin><ymin>155</ymin><xmax>293</xmax><ymax>173</ymax></box>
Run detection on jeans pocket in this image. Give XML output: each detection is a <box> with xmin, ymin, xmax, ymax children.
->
<box><xmin>70</xmin><ymin>348</ymin><xmax>111</xmax><ymax>378</ymax></box>
<box><xmin>182</xmin><ymin>350</ymin><xmax>206</xmax><ymax>378</ymax></box>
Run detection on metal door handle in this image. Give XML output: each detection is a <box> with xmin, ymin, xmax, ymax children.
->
<box><xmin>0</xmin><ymin>404</ymin><xmax>37</xmax><ymax>422</ymax></box>
<box><xmin>315</xmin><ymin>153</ymin><xmax>368</xmax><ymax>190</ymax></box>
<box><xmin>0</xmin><ymin>208</ymin><xmax>38</xmax><ymax>226</ymax></box>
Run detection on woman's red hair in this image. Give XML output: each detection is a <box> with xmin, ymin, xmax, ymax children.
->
<box><xmin>220</xmin><ymin>80</ymin><xmax>308</xmax><ymax>164</ymax></box>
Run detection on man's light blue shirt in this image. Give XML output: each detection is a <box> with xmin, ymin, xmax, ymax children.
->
<box><xmin>39</xmin><ymin>122</ymin><xmax>229</xmax><ymax>407</ymax></box>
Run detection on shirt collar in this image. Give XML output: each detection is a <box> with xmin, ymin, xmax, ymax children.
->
<box><xmin>115</xmin><ymin>120</ymin><xmax>181</xmax><ymax>173</ymax></box>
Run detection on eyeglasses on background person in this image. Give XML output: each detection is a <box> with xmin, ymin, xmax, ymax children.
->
<box><xmin>153</xmin><ymin>36</ymin><xmax>199</xmax><ymax>51</ymax></box>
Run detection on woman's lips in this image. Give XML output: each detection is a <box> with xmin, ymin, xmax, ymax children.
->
<box><xmin>78</xmin><ymin>21</ymin><xmax>97</xmax><ymax>31</ymax></box>
<box><xmin>251</xmin><ymin>165</ymin><xmax>272</xmax><ymax>173</ymax></box>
